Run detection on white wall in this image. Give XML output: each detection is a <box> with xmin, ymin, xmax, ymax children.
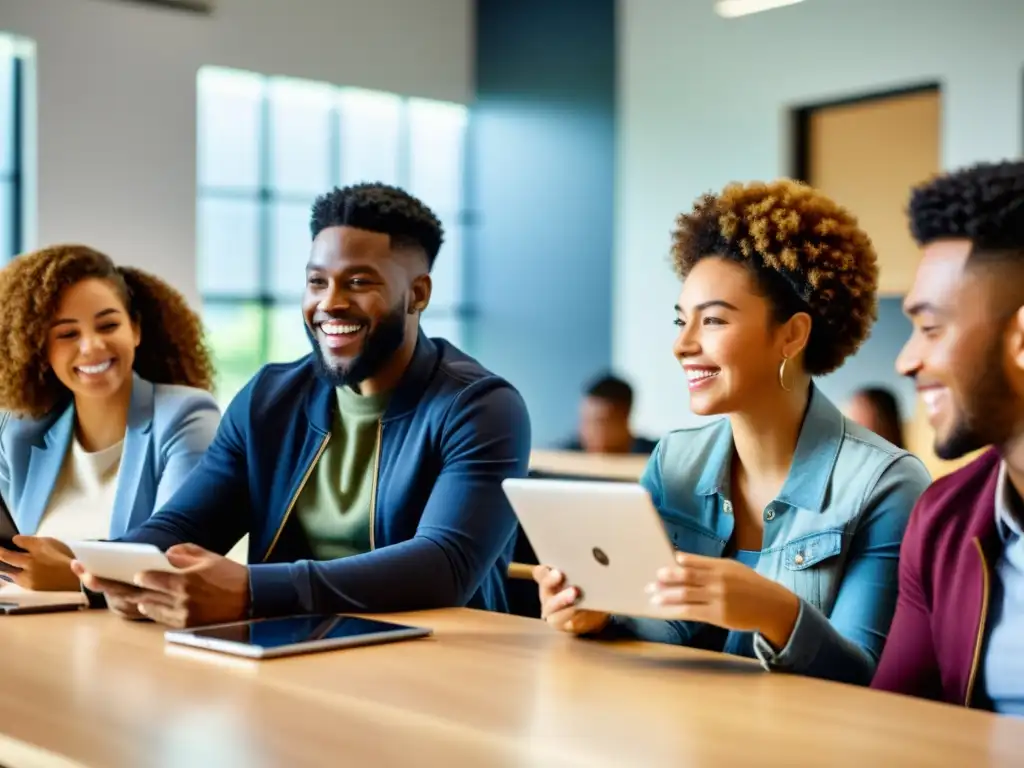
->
<box><xmin>615</xmin><ymin>0</ymin><xmax>1024</xmax><ymax>435</ymax></box>
<box><xmin>0</xmin><ymin>0</ymin><xmax>472</xmax><ymax>306</ymax></box>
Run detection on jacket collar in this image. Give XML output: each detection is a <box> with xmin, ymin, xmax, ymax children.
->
<box><xmin>305</xmin><ymin>329</ymin><xmax>439</xmax><ymax>432</ymax></box>
<box><xmin>19</xmin><ymin>373</ymin><xmax>155</xmax><ymax>535</ymax></box>
<box><xmin>693</xmin><ymin>384</ymin><xmax>844</xmax><ymax>513</ymax></box>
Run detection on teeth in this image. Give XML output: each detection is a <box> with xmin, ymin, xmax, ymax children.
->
<box><xmin>686</xmin><ymin>369</ymin><xmax>719</xmax><ymax>382</ymax></box>
<box><xmin>77</xmin><ymin>360</ymin><xmax>113</xmax><ymax>375</ymax></box>
<box><xmin>921</xmin><ymin>388</ymin><xmax>944</xmax><ymax>413</ymax></box>
<box><xmin>321</xmin><ymin>322</ymin><xmax>362</xmax><ymax>336</ymax></box>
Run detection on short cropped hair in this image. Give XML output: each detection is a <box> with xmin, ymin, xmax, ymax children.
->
<box><xmin>908</xmin><ymin>159</ymin><xmax>1024</xmax><ymax>251</ymax></box>
<box><xmin>310</xmin><ymin>182</ymin><xmax>445</xmax><ymax>269</ymax></box>
<box><xmin>671</xmin><ymin>179</ymin><xmax>879</xmax><ymax>376</ymax></box>
<box><xmin>585</xmin><ymin>374</ymin><xmax>634</xmax><ymax>410</ymax></box>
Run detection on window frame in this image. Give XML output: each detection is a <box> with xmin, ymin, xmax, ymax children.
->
<box><xmin>1</xmin><ymin>51</ymin><xmax>24</xmax><ymax>262</ymax></box>
<box><xmin>197</xmin><ymin>70</ymin><xmax>472</xmax><ymax>397</ymax></box>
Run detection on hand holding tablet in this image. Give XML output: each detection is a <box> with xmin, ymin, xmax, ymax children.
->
<box><xmin>502</xmin><ymin>478</ymin><xmax>679</xmax><ymax>626</ymax></box>
<box><xmin>66</xmin><ymin>541</ymin><xmax>185</xmax><ymax>586</ymax></box>
<box><xmin>70</xmin><ymin>541</ymin><xmax>252</xmax><ymax>628</ymax></box>
<box><xmin>534</xmin><ymin>564</ymin><xmax>611</xmax><ymax>635</ymax></box>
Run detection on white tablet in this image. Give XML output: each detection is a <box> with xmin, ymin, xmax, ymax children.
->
<box><xmin>165</xmin><ymin>615</ymin><xmax>433</xmax><ymax>659</ymax></box>
<box><xmin>65</xmin><ymin>541</ymin><xmax>184</xmax><ymax>586</ymax></box>
<box><xmin>502</xmin><ymin>478</ymin><xmax>678</xmax><ymax>619</ymax></box>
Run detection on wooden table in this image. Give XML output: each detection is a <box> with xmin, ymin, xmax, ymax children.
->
<box><xmin>0</xmin><ymin>608</ymin><xmax>1022</xmax><ymax>767</ymax></box>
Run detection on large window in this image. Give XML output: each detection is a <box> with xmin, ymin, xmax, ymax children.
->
<box><xmin>0</xmin><ymin>34</ymin><xmax>24</xmax><ymax>262</ymax></box>
<box><xmin>197</xmin><ymin>68</ymin><xmax>470</xmax><ymax>403</ymax></box>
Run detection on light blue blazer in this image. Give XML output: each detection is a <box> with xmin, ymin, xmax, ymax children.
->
<box><xmin>0</xmin><ymin>374</ymin><xmax>221</xmax><ymax>539</ymax></box>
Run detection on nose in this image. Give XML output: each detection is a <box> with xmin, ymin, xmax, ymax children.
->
<box><xmin>78</xmin><ymin>332</ymin><xmax>108</xmax><ymax>357</ymax></box>
<box><xmin>673</xmin><ymin>324</ymin><xmax>700</xmax><ymax>360</ymax></box>
<box><xmin>318</xmin><ymin>281</ymin><xmax>352</xmax><ymax>313</ymax></box>
<box><xmin>895</xmin><ymin>335</ymin><xmax>921</xmax><ymax>379</ymax></box>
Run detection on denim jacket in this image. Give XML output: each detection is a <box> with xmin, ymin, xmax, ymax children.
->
<box><xmin>610</xmin><ymin>386</ymin><xmax>931</xmax><ymax>685</ymax></box>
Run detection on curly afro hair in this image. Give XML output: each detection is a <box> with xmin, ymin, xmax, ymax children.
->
<box><xmin>310</xmin><ymin>182</ymin><xmax>444</xmax><ymax>269</ymax></box>
<box><xmin>908</xmin><ymin>159</ymin><xmax>1024</xmax><ymax>252</ymax></box>
<box><xmin>671</xmin><ymin>179</ymin><xmax>879</xmax><ymax>376</ymax></box>
<box><xmin>0</xmin><ymin>245</ymin><xmax>215</xmax><ymax>418</ymax></box>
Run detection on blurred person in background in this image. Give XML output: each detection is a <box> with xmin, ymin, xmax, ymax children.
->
<box><xmin>535</xmin><ymin>179</ymin><xmax>930</xmax><ymax>685</ymax></box>
<box><xmin>845</xmin><ymin>387</ymin><xmax>905</xmax><ymax>449</ymax></box>
<box><xmin>561</xmin><ymin>373</ymin><xmax>656</xmax><ymax>455</ymax></box>
<box><xmin>0</xmin><ymin>245</ymin><xmax>219</xmax><ymax>591</ymax></box>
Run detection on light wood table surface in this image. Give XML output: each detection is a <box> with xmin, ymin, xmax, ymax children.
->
<box><xmin>0</xmin><ymin>608</ymin><xmax>1022</xmax><ymax>767</ymax></box>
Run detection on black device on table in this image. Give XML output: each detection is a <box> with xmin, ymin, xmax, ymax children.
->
<box><xmin>0</xmin><ymin>496</ymin><xmax>26</xmax><ymax>556</ymax></box>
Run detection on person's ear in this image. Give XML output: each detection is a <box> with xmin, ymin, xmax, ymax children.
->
<box><xmin>408</xmin><ymin>274</ymin><xmax>432</xmax><ymax>315</ymax></box>
<box><xmin>779</xmin><ymin>311</ymin><xmax>812</xmax><ymax>360</ymax></box>
<box><xmin>1008</xmin><ymin>305</ymin><xmax>1024</xmax><ymax>372</ymax></box>
<box><xmin>132</xmin><ymin>319</ymin><xmax>142</xmax><ymax>349</ymax></box>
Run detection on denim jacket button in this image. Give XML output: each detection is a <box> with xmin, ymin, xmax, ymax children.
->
<box><xmin>723</xmin><ymin>500</ymin><xmax>733</xmax><ymax>515</ymax></box>
<box><xmin>794</xmin><ymin>552</ymin><xmax>805</xmax><ymax>565</ymax></box>
<box><xmin>764</xmin><ymin>507</ymin><xmax>775</xmax><ymax>522</ymax></box>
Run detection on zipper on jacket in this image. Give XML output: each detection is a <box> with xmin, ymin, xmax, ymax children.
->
<box><xmin>262</xmin><ymin>432</ymin><xmax>331</xmax><ymax>562</ymax></box>
<box><xmin>368</xmin><ymin>420</ymin><xmax>383</xmax><ymax>551</ymax></box>
<box><xmin>964</xmin><ymin>537</ymin><xmax>991</xmax><ymax>707</ymax></box>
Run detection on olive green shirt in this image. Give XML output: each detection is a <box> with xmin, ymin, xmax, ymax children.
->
<box><xmin>294</xmin><ymin>387</ymin><xmax>389</xmax><ymax>560</ymax></box>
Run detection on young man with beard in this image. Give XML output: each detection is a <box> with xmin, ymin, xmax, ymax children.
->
<box><xmin>73</xmin><ymin>183</ymin><xmax>532</xmax><ymax>628</ymax></box>
<box><xmin>871</xmin><ymin>160</ymin><xmax>1024</xmax><ymax>714</ymax></box>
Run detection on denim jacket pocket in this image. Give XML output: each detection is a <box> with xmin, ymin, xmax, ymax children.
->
<box><xmin>657</xmin><ymin>508</ymin><xmax>725</xmax><ymax>558</ymax></box>
<box><xmin>782</xmin><ymin>530</ymin><xmax>843</xmax><ymax>571</ymax></box>
<box><xmin>774</xmin><ymin>529</ymin><xmax>845</xmax><ymax>610</ymax></box>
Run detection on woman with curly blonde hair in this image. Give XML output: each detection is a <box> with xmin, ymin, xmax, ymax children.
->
<box><xmin>535</xmin><ymin>180</ymin><xmax>932</xmax><ymax>685</ymax></box>
<box><xmin>0</xmin><ymin>245</ymin><xmax>220</xmax><ymax>591</ymax></box>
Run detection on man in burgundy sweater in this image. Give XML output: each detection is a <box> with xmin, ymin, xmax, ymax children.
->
<box><xmin>871</xmin><ymin>160</ymin><xmax>1024</xmax><ymax>714</ymax></box>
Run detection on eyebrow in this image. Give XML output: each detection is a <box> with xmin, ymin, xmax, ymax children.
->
<box><xmin>52</xmin><ymin>308</ymin><xmax>121</xmax><ymax>328</ymax></box>
<box><xmin>674</xmin><ymin>300</ymin><xmax>739</xmax><ymax>314</ymax></box>
<box><xmin>305</xmin><ymin>263</ymin><xmax>384</xmax><ymax>277</ymax></box>
<box><xmin>903</xmin><ymin>301</ymin><xmax>942</xmax><ymax>317</ymax></box>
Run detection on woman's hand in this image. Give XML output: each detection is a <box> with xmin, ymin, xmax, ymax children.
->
<box><xmin>648</xmin><ymin>552</ymin><xmax>800</xmax><ymax>649</ymax></box>
<box><xmin>533</xmin><ymin>564</ymin><xmax>610</xmax><ymax>635</ymax></box>
<box><xmin>0</xmin><ymin>536</ymin><xmax>80</xmax><ymax>592</ymax></box>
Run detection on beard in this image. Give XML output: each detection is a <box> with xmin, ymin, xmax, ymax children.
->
<box><xmin>307</xmin><ymin>299</ymin><xmax>408</xmax><ymax>390</ymax></box>
<box><xmin>934</xmin><ymin>331</ymin><xmax>1016</xmax><ymax>460</ymax></box>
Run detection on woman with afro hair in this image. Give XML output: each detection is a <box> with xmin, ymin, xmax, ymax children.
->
<box><xmin>535</xmin><ymin>180</ymin><xmax>931</xmax><ymax>685</ymax></box>
<box><xmin>0</xmin><ymin>245</ymin><xmax>220</xmax><ymax>592</ymax></box>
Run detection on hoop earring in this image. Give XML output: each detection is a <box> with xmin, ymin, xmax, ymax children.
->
<box><xmin>778</xmin><ymin>356</ymin><xmax>793</xmax><ymax>392</ymax></box>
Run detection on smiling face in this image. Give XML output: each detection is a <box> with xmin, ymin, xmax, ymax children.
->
<box><xmin>896</xmin><ymin>239</ymin><xmax>1021</xmax><ymax>459</ymax></box>
<box><xmin>672</xmin><ymin>257</ymin><xmax>810</xmax><ymax>416</ymax></box>
<box><xmin>46</xmin><ymin>278</ymin><xmax>140</xmax><ymax>403</ymax></box>
<box><xmin>302</xmin><ymin>226</ymin><xmax>430</xmax><ymax>390</ymax></box>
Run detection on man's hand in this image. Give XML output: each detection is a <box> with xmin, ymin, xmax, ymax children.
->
<box><xmin>72</xmin><ymin>543</ymin><xmax>250</xmax><ymax>628</ymax></box>
<box><xmin>0</xmin><ymin>536</ymin><xmax>79</xmax><ymax>591</ymax></box>
<box><xmin>71</xmin><ymin>559</ymin><xmax>146</xmax><ymax>620</ymax></box>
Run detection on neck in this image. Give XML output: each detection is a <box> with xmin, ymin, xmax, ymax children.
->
<box><xmin>73</xmin><ymin>380</ymin><xmax>133</xmax><ymax>453</ymax></box>
<box><xmin>729</xmin><ymin>380</ymin><xmax>812</xmax><ymax>486</ymax></box>
<box><xmin>357</xmin><ymin>329</ymin><xmax>418</xmax><ymax>396</ymax></box>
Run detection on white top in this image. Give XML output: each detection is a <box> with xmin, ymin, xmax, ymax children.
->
<box><xmin>35</xmin><ymin>438</ymin><xmax>124</xmax><ymax>541</ymax></box>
